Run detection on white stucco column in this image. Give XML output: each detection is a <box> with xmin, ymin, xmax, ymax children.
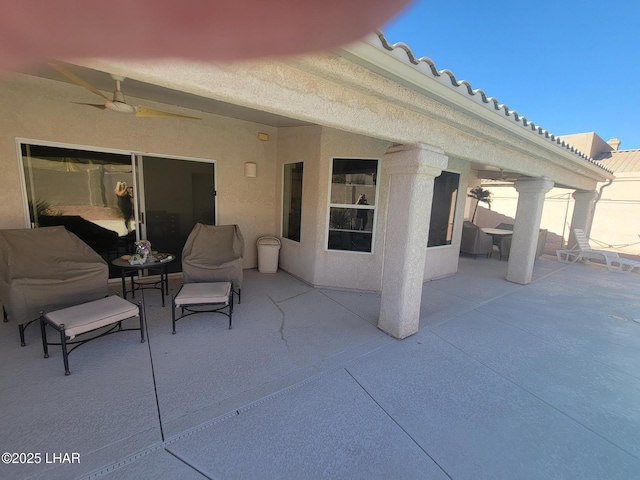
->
<box><xmin>567</xmin><ymin>190</ymin><xmax>598</xmax><ymax>247</ymax></box>
<box><xmin>378</xmin><ymin>143</ymin><xmax>448</xmax><ymax>339</ymax></box>
<box><xmin>506</xmin><ymin>177</ymin><xmax>554</xmax><ymax>285</ymax></box>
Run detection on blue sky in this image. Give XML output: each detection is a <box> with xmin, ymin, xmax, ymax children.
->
<box><xmin>381</xmin><ymin>0</ymin><xmax>640</xmax><ymax>150</ymax></box>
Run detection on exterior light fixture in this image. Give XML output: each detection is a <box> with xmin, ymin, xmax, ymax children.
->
<box><xmin>244</xmin><ymin>162</ymin><xmax>257</xmax><ymax>178</ymax></box>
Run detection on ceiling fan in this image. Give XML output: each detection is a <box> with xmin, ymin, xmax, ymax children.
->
<box><xmin>50</xmin><ymin>63</ymin><xmax>201</xmax><ymax>120</ymax></box>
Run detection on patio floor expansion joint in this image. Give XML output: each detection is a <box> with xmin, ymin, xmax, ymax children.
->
<box><xmin>142</xmin><ymin>296</ymin><xmax>166</xmax><ymax>442</ymax></box>
<box><xmin>79</xmin><ymin>443</ymin><xmax>166</xmax><ymax>480</ymax></box>
<box><xmin>165</xmin><ymin>448</ymin><xmax>215</xmax><ymax>480</ymax></box>
<box><xmin>80</xmin><ymin>364</ymin><xmax>356</xmax><ymax>479</ymax></box>
<box><xmin>344</xmin><ymin>367</ymin><xmax>453</xmax><ymax>479</ymax></box>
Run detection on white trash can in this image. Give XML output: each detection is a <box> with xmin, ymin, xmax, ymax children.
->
<box><xmin>257</xmin><ymin>236</ymin><xmax>281</xmax><ymax>273</ymax></box>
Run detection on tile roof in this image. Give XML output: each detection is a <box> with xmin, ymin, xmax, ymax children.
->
<box><xmin>374</xmin><ymin>32</ymin><xmax>613</xmax><ymax>175</ymax></box>
<box><xmin>593</xmin><ymin>149</ymin><xmax>640</xmax><ymax>173</ymax></box>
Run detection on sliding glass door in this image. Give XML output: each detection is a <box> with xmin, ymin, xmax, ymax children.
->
<box><xmin>136</xmin><ymin>155</ymin><xmax>216</xmax><ymax>273</ymax></box>
<box><xmin>20</xmin><ymin>142</ymin><xmax>216</xmax><ymax>277</ymax></box>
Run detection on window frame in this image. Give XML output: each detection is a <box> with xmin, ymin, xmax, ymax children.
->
<box><xmin>427</xmin><ymin>169</ymin><xmax>461</xmax><ymax>249</ymax></box>
<box><xmin>281</xmin><ymin>161</ymin><xmax>304</xmax><ymax>243</ymax></box>
<box><xmin>325</xmin><ymin>157</ymin><xmax>381</xmax><ymax>254</ymax></box>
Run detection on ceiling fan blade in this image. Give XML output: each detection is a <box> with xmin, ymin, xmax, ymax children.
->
<box><xmin>134</xmin><ymin>105</ymin><xmax>201</xmax><ymax>120</ymax></box>
<box><xmin>49</xmin><ymin>63</ymin><xmax>110</xmax><ymax>102</ymax></box>
<box><xmin>73</xmin><ymin>102</ymin><xmax>107</xmax><ymax>110</ymax></box>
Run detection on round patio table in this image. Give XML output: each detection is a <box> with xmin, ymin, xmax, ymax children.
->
<box><xmin>111</xmin><ymin>254</ymin><xmax>176</xmax><ymax>307</ymax></box>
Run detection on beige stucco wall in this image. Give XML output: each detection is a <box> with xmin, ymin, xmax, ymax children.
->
<box><xmin>559</xmin><ymin>133</ymin><xmax>612</xmax><ymax>159</ymax></box>
<box><xmin>276</xmin><ymin>126</ymin><xmax>473</xmax><ymax>289</ymax></box>
<box><xmin>486</xmin><ymin>178</ymin><xmax>640</xmax><ymax>257</ymax></box>
<box><xmin>277</xmin><ymin>125</ymin><xmax>395</xmax><ymax>292</ymax></box>
<box><xmin>475</xmin><ymin>185</ymin><xmax>577</xmax><ymax>251</ymax></box>
<box><xmin>276</xmin><ymin>125</ymin><xmax>322</xmax><ymax>284</ymax></box>
<box><xmin>591</xmin><ymin>173</ymin><xmax>640</xmax><ymax>256</ymax></box>
<box><xmin>312</xmin><ymin>128</ymin><xmax>391</xmax><ymax>291</ymax></box>
<box><xmin>0</xmin><ymin>73</ymin><xmax>278</xmax><ymax>268</ymax></box>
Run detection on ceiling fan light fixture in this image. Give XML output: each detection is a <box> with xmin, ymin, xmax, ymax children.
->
<box><xmin>51</xmin><ymin>63</ymin><xmax>201</xmax><ymax>120</ymax></box>
<box><xmin>105</xmin><ymin>101</ymin><xmax>136</xmax><ymax>114</ymax></box>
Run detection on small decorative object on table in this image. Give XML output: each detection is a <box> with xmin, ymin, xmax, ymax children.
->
<box><xmin>128</xmin><ymin>253</ymin><xmax>146</xmax><ymax>265</ymax></box>
<box><xmin>154</xmin><ymin>253</ymin><xmax>170</xmax><ymax>262</ymax></box>
<box><xmin>111</xmin><ymin>253</ymin><xmax>176</xmax><ymax>307</ymax></box>
<box><xmin>132</xmin><ymin>240</ymin><xmax>151</xmax><ymax>264</ymax></box>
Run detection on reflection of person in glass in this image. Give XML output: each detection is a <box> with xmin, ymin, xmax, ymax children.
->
<box><xmin>114</xmin><ymin>181</ymin><xmax>134</xmax><ymax>231</ymax></box>
<box><xmin>356</xmin><ymin>193</ymin><xmax>369</xmax><ymax>230</ymax></box>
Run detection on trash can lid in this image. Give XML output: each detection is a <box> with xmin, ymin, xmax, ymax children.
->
<box><xmin>257</xmin><ymin>236</ymin><xmax>281</xmax><ymax>246</ymax></box>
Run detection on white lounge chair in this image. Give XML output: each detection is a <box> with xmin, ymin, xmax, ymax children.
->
<box><xmin>557</xmin><ymin>229</ymin><xmax>640</xmax><ymax>273</ymax></box>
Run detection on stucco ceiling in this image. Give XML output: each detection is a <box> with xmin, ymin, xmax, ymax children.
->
<box><xmin>24</xmin><ymin>62</ymin><xmax>312</xmax><ymax>128</ymax></box>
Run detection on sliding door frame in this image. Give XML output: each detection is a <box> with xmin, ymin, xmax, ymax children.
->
<box><xmin>16</xmin><ymin>138</ymin><xmax>219</xmax><ymax>231</ymax></box>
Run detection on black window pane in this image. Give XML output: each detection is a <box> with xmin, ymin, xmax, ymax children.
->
<box><xmin>283</xmin><ymin>162</ymin><xmax>303</xmax><ymax>242</ymax></box>
<box><xmin>328</xmin><ymin>230</ymin><xmax>373</xmax><ymax>252</ymax></box>
<box><xmin>428</xmin><ymin>171</ymin><xmax>460</xmax><ymax>247</ymax></box>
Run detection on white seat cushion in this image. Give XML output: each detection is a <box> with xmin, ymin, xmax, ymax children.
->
<box><xmin>44</xmin><ymin>296</ymin><xmax>139</xmax><ymax>339</ymax></box>
<box><xmin>174</xmin><ymin>282</ymin><xmax>231</xmax><ymax>307</ymax></box>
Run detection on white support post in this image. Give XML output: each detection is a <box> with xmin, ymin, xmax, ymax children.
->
<box><xmin>568</xmin><ymin>190</ymin><xmax>598</xmax><ymax>248</ymax></box>
<box><xmin>506</xmin><ymin>177</ymin><xmax>554</xmax><ymax>285</ymax></box>
<box><xmin>378</xmin><ymin>143</ymin><xmax>448</xmax><ymax>339</ymax></box>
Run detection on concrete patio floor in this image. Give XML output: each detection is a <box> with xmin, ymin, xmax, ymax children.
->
<box><xmin>1</xmin><ymin>255</ymin><xmax>639</xmax><ymax>479</ymax></box>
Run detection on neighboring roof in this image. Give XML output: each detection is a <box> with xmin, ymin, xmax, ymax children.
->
<box><xmin>593</xmin><ymin>149</ymin><xmax>640</xmax><ymax>173</ymax></box>
<box><xmin>558</xmin><ymin>132</ymin><xmax>613</xmax><ymax>159</ymax></box>
<box><xmin>372</xmin><ymin>32</ymin><xmax>614</xmax><ymax>175</ymax></box>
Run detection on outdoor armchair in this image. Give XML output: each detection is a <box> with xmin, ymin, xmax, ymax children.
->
<box><xmin>492</xmin><ymin>223</ymin><xmax>514</xmax><ymax>260</ymax></box>
<box><xmin>493</xmin><ymin>224</ymin><xmax>547</xmax><ymax>261</ymax></box>
<box><xmin>0</xmin><ymin>226</ymin><xmax>108</xmax><ymax>345</ymax></box>
<box><xmin>460</xmin><ymin>221</ymin><xmax>493</xmax><ymax>258</ymax></box>
<box><xmin>181</xmin><ymin>223</ymin><xmax>244</xmax><ymax>303</ymax></box>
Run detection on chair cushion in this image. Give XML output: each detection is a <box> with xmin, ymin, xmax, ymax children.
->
<box><xmin>174</xmin><ymin>282</ymin><xmax>231</xmax><ymax>307</ymax></box>
<box><xmin>44</xmin><ymin>296</ymin><xmax>139</xmax><ymax>339</ymax></box>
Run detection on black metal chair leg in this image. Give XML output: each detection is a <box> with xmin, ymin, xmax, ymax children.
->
<box><xmin>59</xmin><ymin>325</ymin><xmax>70</xmax><ymax>375</ymax></box>
<box><xmin>19</xmin><ymin>324</ymin><xmax>26</xmax><ymax>347</ymax></box>
<box><xmin>130</xmin><ymin>274</ymin><xmax>136</xmax><ymax>299</ymax></box>
<box><xmin>121</xmin><ymin>274</ymin><xmax>127</xmax><ymax>300</ymax></box>
<box><xmin>40</xmin><ymin>313</ymin><xmax>49</xmax><ymax>358</ymax></box>
<box><xmin>163</xmin><ymin>266</ymin><xmax>169</xmax><ymax>295</ymax></box>
<box><xmin>138</xmin><ymin>302</ymin><xmax>145</xmax><ymax>342</ymax></box>
<box><xmin>171</xmin><ymin>297</ymin><xmax>177</xmax><ymax>334</ymax></box>
<box><xmin>229</xmin><ymin>282</ymin><xmax>234</xmax><ymax>329</ymax></box>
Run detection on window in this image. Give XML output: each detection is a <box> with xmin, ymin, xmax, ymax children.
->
<box><xmin>282</xmin><ymin>162</ymin><xmax>303</xmax><ymax>242</ymax></box>
<box><xmin>328</xmin><ymin>158</ymin><xmax>378</xmax><ymax>253</ymax></box>
<box><xmin>21</xmin><ymin>144</ymin><xmax>133</xmax><ymax>235</ymax></box>
<box><xmin>428</xmin><ymin>171</ymin><xmax>460</xmax><ymax>247</ymax></box>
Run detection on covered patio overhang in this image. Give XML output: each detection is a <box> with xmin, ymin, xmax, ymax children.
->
<box><xmin>6</xmin><ymin>32</ymin><xmax>614</xmax><ymax>339</ymax></box>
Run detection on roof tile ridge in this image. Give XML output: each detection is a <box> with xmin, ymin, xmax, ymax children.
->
<box><xmin>374</xmin><ymin>31</ymin><xmax>613</xmax><ymax>175</ymax></box>
<box><xmin>377</xmin><ymin>31</ymin><xmax>496</xmax><ymax>104</ymax></box>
